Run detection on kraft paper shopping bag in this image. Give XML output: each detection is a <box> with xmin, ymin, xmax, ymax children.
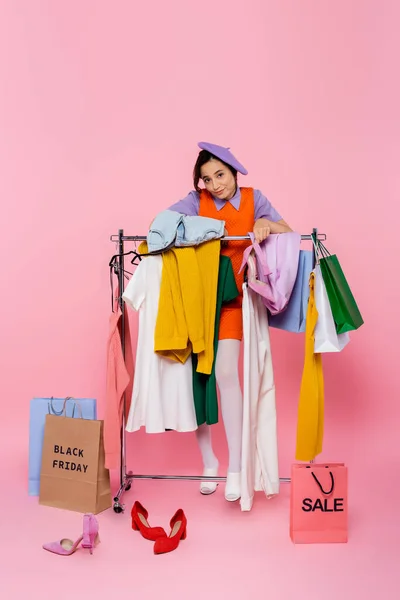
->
<box><xmin>29</xmin><ymin>397</ymin><xmax>97</xmax><ymax>495</ymax></box>
<box><xmin>290</xmin><ymin>463</ymin><xmax>348</xmax><ymax>544</ymax></box>
<box><xmin>39</xmin><ymin>399</ymin><xmax>111</xmax><ymax>514</ymax></box>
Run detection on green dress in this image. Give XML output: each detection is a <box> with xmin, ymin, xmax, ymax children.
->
<box><xmin>192</xmin><ymin>255</ymin><xmax>239</xmax><ymax>425</ymax></box>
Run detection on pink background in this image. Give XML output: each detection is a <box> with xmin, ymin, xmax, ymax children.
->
<box><xmin>1</xmin><ymin>1</ymin><xmax>398</xmax><ymax>598</ymax></box>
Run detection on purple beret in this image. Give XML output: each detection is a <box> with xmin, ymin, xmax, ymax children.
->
<box><xmin>197</xmin><ymin>141</ymin><xmax>248</xmax><ymax>175</ymax></box>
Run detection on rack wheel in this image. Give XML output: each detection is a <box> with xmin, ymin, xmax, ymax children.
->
<box><xmin>113</xmin><ymin>501</ymin><xmax>124</xmax><ymax>514</ymax></box>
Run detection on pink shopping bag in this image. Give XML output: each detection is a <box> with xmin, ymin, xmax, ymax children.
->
<box><xmin>290</xmin><ymin>463</ymin><xmax>348</xmax><ymax>544</ymax></box>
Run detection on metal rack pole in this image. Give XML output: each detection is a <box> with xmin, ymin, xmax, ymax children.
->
<box><xmin>111</xmin><ymin>233</ymin><xmax>326</xmax><ymax>242</ymax></box>
<box><xmin>113</xmin><ymin>229</ymin><xmax>135</xmax><ymax>513</ymax></box>
<box><xmin>118</xmin><ymin>230</ymin><xmax>125</xmax><ymax>488</ymax></box>
<box><xmin>111</xmin><ymin>228</ymin><xmax>323</xmax><ymax>513</ymax></box>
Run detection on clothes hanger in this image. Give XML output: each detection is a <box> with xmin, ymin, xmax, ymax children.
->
<box><xmin>109</xmin><ymin>253</ymin><xmax>139</xmax><ymax>312</ymax></box>
<box><xmin>109</xmin><ymin>243</ymin><xmax>147</xmax><ymax>311</ymax></box>
<box><xmin>109</xmin><ymin>250</ymin><xmax>142</xmax><ymax>271</ymax></box>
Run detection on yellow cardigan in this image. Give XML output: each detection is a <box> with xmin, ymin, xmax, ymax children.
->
<box><xmin>139</xmin><ymin>240</ymin><xmax>220</xmax><ymax>376</ymax></box>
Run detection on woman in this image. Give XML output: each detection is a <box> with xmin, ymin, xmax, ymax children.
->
<box><xmin>168</xmin><ymin>141</ymin><xmax>292</xmax><ymax>501</ymax></box>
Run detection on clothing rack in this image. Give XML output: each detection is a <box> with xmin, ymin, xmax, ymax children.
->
<box><xmin>110</xmin><ymin>228</ymin><xmax>326</xmax><ymax>513</ymax></box>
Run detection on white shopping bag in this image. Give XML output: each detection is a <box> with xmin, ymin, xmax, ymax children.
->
<box><xmin>314</xmin><ymin>265</ymin><xmax>350</xmax><ymax>353</ymax></box>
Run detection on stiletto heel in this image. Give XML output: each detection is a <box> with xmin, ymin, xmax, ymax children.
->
<box><xmin>83</xmin><ymin>533</ymin><xmax>100</xmax><ymax>555</ymax></box>
<box><xmin>131</xmin><ymin>501</ymin><xmax>166</xmax><ymax>541</ymax></box>
<box><xmin>154</xmin><ymin>509</ymin><xmax>187</xmax><ymax>555</ymax></box>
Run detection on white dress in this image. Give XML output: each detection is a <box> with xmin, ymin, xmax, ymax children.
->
<box><xmin>241</xmin><ymin>254</ymin><xmax>280</xmax><ymax>511</ymax></box>
<box><xmin>122</xmin><ymin>256</ymin><xmax>198</xmax><ymax>434</ymax></box>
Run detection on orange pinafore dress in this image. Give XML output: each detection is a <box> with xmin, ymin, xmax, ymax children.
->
<box><xmin>199</xmin><ymin>187</ymin><xmax>255</xmax><ymax>340</ymax></box>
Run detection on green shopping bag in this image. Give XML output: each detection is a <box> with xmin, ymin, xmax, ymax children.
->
<box><xmin>314</xmin><ymin>239</ymin><xmax>364</xmax><ymax>334</ymax></box>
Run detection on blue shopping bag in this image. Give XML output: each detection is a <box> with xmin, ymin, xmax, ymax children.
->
<box><xmin>268</xmin><ymin>250</ymin><xmax>314</xmax><ymax>333</ymax></box>
<box><xmin>28</xmin><ymin>397</ymin><xmax>97</xmax><ymax>495</ymax></box>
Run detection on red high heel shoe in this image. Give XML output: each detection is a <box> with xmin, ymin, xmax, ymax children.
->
<box><xmin>131</xmin><ymin>501</ymin><xmax>167</xmax><ymax>541</ymax></box>
<box><xmin>154</xmin><ymin>509</ymin><xmax>187</xmax><ymax>555</ymax></box>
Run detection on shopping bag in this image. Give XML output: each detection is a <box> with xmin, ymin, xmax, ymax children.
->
<box><xmin>28</xmin><ymin>397</ymin><xmax>97</xmax><ymax>496</ymax></box>
<box><xmin>290</xmin><ymin>463</ymin><xmax>348</xmax><ymax>544</ymax></box>
<box><xmin>316</xmin><ymin>240</ymin><xmax>364</xmax><ymax>334</ymax></box>
<box><xmin>39</xmin><ymin>399</ymin><xmax>111</xmax><ymax>514</ymax></box>
<box><xmin>239</xmin><ymin>231</ymin><xmax>301</xmax><ymax>314</ymax></box>
<box><xmin>268</xmin><ymin>250</ymin><xmax>314</xmax><ymax>333</ymax></box>
<box><xmin>314</xmin><ymin>265</ymin><xmax>350</xmax><ymax>352</ymax></box>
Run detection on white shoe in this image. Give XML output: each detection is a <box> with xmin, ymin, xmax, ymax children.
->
<box><xmin>225</xmin><ymin>472</ymin><xmax>241</xmax><ymax>502</ymax></box>
<box><xmin>200</xmin><ymin>466</ymin><xmax>219</xmax><ymax>495</ymax></box>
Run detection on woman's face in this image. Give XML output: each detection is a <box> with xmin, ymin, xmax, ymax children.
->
<box><xmin>200</xmin><ymin>159</ymin><xmax>237</xmax><ymax>201</ymax></box>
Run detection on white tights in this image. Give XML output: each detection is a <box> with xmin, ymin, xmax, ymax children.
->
<box><xmin>195</xmin><ymin>339</ymin><xmax>242</xmax><ymax>473</ymax></box>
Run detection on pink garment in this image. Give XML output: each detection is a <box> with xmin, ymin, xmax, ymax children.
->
<box><xmin>239</xmin><ymin>231</ymin><xmax>301</xmax><ymax>315</ymax></box>
<box><xmin>104</xmin><ymin>287</ymin><xmax>134</xmax><ymax>470</ymax></box>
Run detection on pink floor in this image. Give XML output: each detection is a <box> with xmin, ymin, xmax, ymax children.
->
<box><xmin>1</xmin><ymin>437</ymin><xmax>397</xmax><ymax>600</ymax></box>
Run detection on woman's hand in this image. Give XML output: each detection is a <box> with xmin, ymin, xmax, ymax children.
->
<box><xmin>253</xmin><ymin>218</ymin><xmax>271</xmax><ymax>243</ymax></box>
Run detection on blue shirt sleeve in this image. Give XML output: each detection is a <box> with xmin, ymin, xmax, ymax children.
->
<box><xmin>167</xmin><ymin>191</ymin><xmax>200</xmax><ymax>216</ymax></box>
<box><xmin>254</xmin><ymin>189</ymin><xmax>282</xmax><ymax>222</ymax></box>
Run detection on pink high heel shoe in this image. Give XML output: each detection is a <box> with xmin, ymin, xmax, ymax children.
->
<box><xmin>42</xmin><ymin>514</ymin><xmax>100</xmax><ymax>556</ymax></box>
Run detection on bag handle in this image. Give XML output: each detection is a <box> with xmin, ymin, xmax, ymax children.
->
<box><xmin>311</xmin><ymin>234</ymin><xmax>331</xmax><ymax>261</ymax></box>
<box><xmin>310</xmin><ymin>232</ymin><xmax>320</xmax><ymax>265</ymax></box>
<box><xmin>48</xmin><ymin>397</ymin><xmax>65</xmax><ymax>416</ymax></box>
<box><xmin>318</xmin><ymin>242</ymin><xmax>331</xmax><ymax>258</ymax></box>
<box><xmin>238</xmin><ymin>232</ymin><xmax>272</xmax><ymax>276</ymax></box>
<box><xmin>311</xmin><ymin>470</ymin><xmax>335</xmax><ymax>495</ymax></box>
<box><xmin>248</xmin><ymin>232</ymin><xmax>272</xmax><ymax>276</ymax></box>
<box><xmin>47</xmin><ymin>397</ymin><xmax>83</xmax><ymax>419</ymax></box>
<box><xmin>62</xmin><ymin>397</ymin><xmax>83</xmax><ymax>419</ymax></box>
<box><xmin>48</xmin><ymin>396</ymin><xmax>77</xmax><ymax>417</ymax></box>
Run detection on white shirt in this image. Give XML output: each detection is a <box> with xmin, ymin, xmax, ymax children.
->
<box><xmin>241</xmin><ymin>254</ymin><xmax>280</xmax><ymax>511</ymax></box>
<box><xmin>122</xmin><ymin>256</ymin><xmax>197</xmax><ymax>434</ymax></box>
